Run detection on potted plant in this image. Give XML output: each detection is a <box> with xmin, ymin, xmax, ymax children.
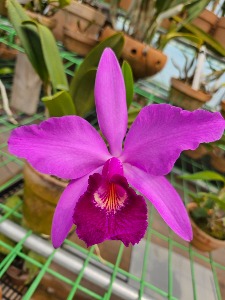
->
<box><xmin>62</xmin><ymin>0</ymin><xmax>107</xmax><ymax>55</ymax></box>
<box><xmin>182</xmin><ymin>170</ymin><xmax>225</xmax><ymax>251</ymax></box>
<box><xmin>170</xmin><ymin>47</ymin><xmax>225</xmax><ymax>111</ymax></box>
<box><xmin>99</xmin><ymin>0</ymin><xmax>212</xmax><ymax>79</ymax></box>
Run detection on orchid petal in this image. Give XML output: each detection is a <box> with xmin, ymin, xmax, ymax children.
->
<box><xmin>121</xmin><ymin>104</ymin><xmax>225</xmax><ymax>176</ymax></box>
<box><xmin>95</xmin><ymin>48</ymin><xmax>127</xmax><ymax>156</ymax></box>
<box><xmin>124</xmin><ymin>164</ymin><xmax>193</xmax><ymax>241</ymax></box>
<box><xmin>51</xmin><ymin>167</ymin><xmax>102</xmax><ymax>248</ymax></box>
<box><xmin>73</xmin><ymin>172</ymin><xmax>147</xmax><ymax>247</ymax></box>
<box><xmin>8</xmin><ymin>116</ymin><xmax>111</xmax><ymax>179</ymax></box>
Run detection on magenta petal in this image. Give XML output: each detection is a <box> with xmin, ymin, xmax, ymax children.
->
<box><xmin>8</xmin><ymin>116</ymin><xmax>111</xmax><ymax>179</ymax></box>
<box><xmin>95</xmin><ymin>48</ymin><xmax>127</xmax><ymax>156</ymax></box>
<box><xmin>121</xmin><ymin>104</ymin><xmax>225</xmax><ymax>176</ymax></box>
<box><xmin>73</xmin><ymin>172</ymin><xmax>148</xmax><ymax>247</ymax></box>
<box><xmin>124</xmin><ymin>164</ymin><xmax>193</xmax><ymax>241</ymax></box>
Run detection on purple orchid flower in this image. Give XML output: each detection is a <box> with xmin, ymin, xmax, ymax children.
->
<box><xmin>8</xmin><ymin>48</ymin><xmax>225</xmax><ymax>248</ymax></box>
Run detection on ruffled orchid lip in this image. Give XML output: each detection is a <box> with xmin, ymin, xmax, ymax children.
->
<box><xmin>73</xmin><ymin>157</ymin><xmax>148</xmax><ymax>247</ymax></box>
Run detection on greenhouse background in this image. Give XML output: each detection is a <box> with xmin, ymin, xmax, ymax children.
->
<box><xmin>1</xmin><ymin>0</ymin><xmax>225</xmax><ymax>299</ymax></box>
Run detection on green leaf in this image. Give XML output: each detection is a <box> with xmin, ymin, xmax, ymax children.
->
<box><xmin>191</xmin><ymin>207</ymin><xmax>208</xmax><ymax>219</ymax></box>
<box><xmin>21</xmin><ymin>21</ymin><xmax>49</xmax><ymax>83</ymax></box>
<box><xmin>128</xmin><ymin>107</ymin><xmax>141</xmax><ymax>127</ymax></box>
<box><xmin>122</xmin><ymin>61</ymin><xmax>133</xmax><ymax>109</ymax></box>
<box><xmin>24</xmin><ymin>250</ymin><xmax>46</xmax><ymax>284</ymax></box>
<box><xmin>174</xmin><ymin>16</ymin><xmax>225</xmax><ymax>57</ymax></box>
<box><xmin>181</xmin><ymin>171</ymin><xmax>225</xmax><ymax>183</ymax></box>
<box><xmin>6</xmin><ymin>0</ymin><xmax>48</xmax><ymax>82</ymax></box>
<box><xmin>160</xmin><ymin>32</ymin><xmax>202</xmax><ymax>49</ymax></box>
<box><xmin>42</xmin><ymin>90</ymin><xmax>76</xmax><ymax>117</ymax></box>
<box><xmin>0</xmin><ymin>67</ymin><xmax>13</xmax><ymax>75</ymax></box>
<box><xmin>35</xmin><ymin>21</ymin><xmax>69</xmax><ymax>91</ymax></box>
<box><xmin>57</xmin><ymin>0</ymin><xmax>71</xmax><ymax>8</ymax></box>
<box><xmin>182</xmin><ymin>0</ymin><xmax>211</xmax><ymax>25</ymax></box>
<box><xmin>70</xmin><ymin>33</ymin><xmax>124</xmax><ymax>109</ymax></box>
<box><xmin>73</xmin><ymin>69</ymin><xmax>97</xmax><ymax>117</ymax></box>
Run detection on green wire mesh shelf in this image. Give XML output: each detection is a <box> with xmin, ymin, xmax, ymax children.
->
<box><xmin>1</xmin><ymin>17</ymin><xmax>225</xmax><ymax>300</ymax></box>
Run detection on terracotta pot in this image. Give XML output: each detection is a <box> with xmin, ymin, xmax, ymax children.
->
<box><xmin>213</xmin><ymin>17</ymin><xmax>225</xmax><ymax>49</ymax></box>
<box><xmin>63</xmin><ymin>28</ymin><xmax>98</xmax><ymax>56</ymax></box>
<box><xmin>183</xmin><ymin>144</ymin><xmax>208</xmax><ymax>160</ymax></box>
<box><xmin>160</xmin><ymin>18</ymin><xmax>172</xmax><ymax>31</ymax></box>
<box><xmin>0</xmin><ymin>43</ymin><xmax>17</xmax><ymax>60</ymax></box>
<box><xmin>187</xmin><ymin>203</ymin><xmax>225</xmax><ymax>252</ymax></box>
<box><xmin>99</xmin><ymin>26</ymin><xmax>167</xmax><ymax>79</ymax></box>
<box><xmin>23</xmin><ymin>163</ymin><xmax>67</xmax><ymax>235</ymax></box>
<box><xmin>0</xmin><ymin>0</ymin><xmax>7</xmax><ymax>16</ymax></box>
<box><xmin>62</xmin><ymin>1</ymin><xmax>106</xmax><ymax>55</ymax></box>
<box><xmin>170</xmin><ymin>78</ymin><xmax>211</xmax><ymax>111</ymax></box>
<box><xmin>192</xmin><ymin>9</ymin><xmax>218</xmax><ymax>34</ymax></box>
<box><xmin>105</xmin><ymin>0</ymin><xmax>131</xmax><ymax>10</ymax></box>
<box><xmin>210</xmin><ymin>147</ymin><xmax>225</xmax><ymax>173</ymax></box>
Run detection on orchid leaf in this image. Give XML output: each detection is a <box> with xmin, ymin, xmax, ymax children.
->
<box><xmin>181</xmin><ymin>171</ymin><xmax>225</xmax><ymax>183</ymax></box>
<box><xmin>57</xmin><ymin>0</ymin><xmax>71</xmax><ymax>8</ymax></box>
<box><xmin>160</xmin><ymin>32</ymin><xmax>202</xmax><ymax>49</ymax></box>
<box><xmin>128</xmin><ymin>107</ymin><xmax>141</xmax><ymax>127</ymax></box>
<box><xmin>73</xmin><ymin>69</ymin><xmax>96</xmax><ymax>117</ymax></box>
<box><xmin>42</xmin><ymin>90</ymin><xmax>76</xmax><ymax>117</ymax></box>
<box><xmin>20</xmin><ymin>22</ymin><xmax>49</xmax><ymax>83</ymax></box>
<box><xmin>122</xmin><ymin>61</ymin><xmax>133</xmax><ymax>109</ymax></box>
<box><xmin>30</xmin><ymin>20</ymin><xmax>69</xmax><ymax>91</ymax></box>
<box><xmin>199</xmin><ymin>192</ymin><xmax>225</xmax><ymax>210</ymax></box>
<box><xmin>174</xmin><ymin>16</ymin><xmax>225</xmax><ymax>57</ymax></box>
<box><xmin>70</xmin><ymin>33</ymin><xmax>124</xmax><ymax>107</ymax></box>
<box><xmin>0</xmin><ymin>67</ymin><xmax>13</xmax><ymax>75</ymax></box>
<box><xmin>183</xmin><ymin>0</ymin><xmax>211</xmax><ymax>25</ymax></box>
<box><xmin>7</xmin><ymin>0</ymin><xmax>49</xmax><ymax>82</ymax></box>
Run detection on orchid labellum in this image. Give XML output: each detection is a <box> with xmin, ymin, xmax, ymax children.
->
<box><xmin>8</xmin><ymin>48</ymin><xmax>225</xmax><ymax>247</ymax></box>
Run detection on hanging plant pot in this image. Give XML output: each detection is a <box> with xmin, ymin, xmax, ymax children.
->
<box><xmin>0</xmin><ymin>0</ymin><xmax>7</xmax><ymax>16</ymax></box>
<box><xmin>192</xmin><ymin>9</ymin><xmax>218</xmax><ymax>34</ymax></box>
<box><xmin>63</xmin><ymin>28</ymin><xmax>98</xmax><ymax>56</ymax></box>
<box><xmin>99</xmin><ymin>26</ymin><xmax>167</xmax><ymax>79</ymax></box>
<box><xmin>183</xmin><ymin>144</ymin><xmax>209</xmax><ymax>160</ymax></box>
<box><xmin>62</xmin><ymin>1</ymin><xmax>106</xmax><ymax>56</ymax></box>
<box><xmin>170</xmin><ymin>78</ymin><xmax>211</xmax><ymax>111</ymax></box>
<box><xmin>187</xmin><ymin>203</ymin><xmax>225</xmax><ymax>252</ymax></box>
<box><xmin>104</xmin><ymin>0</ymin><xmax>132</xmax><ymax>10</ymax></box>
<box><xmin>210</xmin><ymin>147</ymin><xmax>225</xmax><ymax>173</ymax></box>
<box><xmin>23</xmin><ymin>163</ymin><xmax>67</xmax><ymax>235</ymax></box>
<box><xmin>213</xmin><ymin>17</ymin><xmax>225</xmax><ymax>49</ymax></box>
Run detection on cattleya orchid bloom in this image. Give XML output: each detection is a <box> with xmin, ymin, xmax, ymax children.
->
<box><xmin>8</xmin><ymin>48</ymin><xmax>225</xmax><ymax>248</ymax></box>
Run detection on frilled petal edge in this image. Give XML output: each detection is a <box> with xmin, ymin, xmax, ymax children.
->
<box><xmin>8</xmin><ymin>116</ymin><xmax>111</xmax><ymax>179</ymax></box>
<box><xmin>73</xmin><ymin>159</ymin><xmax>148</xmax><ymax>247</ymax></box>
<box><xmin>124</xmin><ymin>163</ymin><xmax>193</xmax><ymax>241</ymax></box>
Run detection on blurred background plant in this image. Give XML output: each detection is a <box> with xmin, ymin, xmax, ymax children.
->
<box><xmin>182</xmin><ymin>170</ymin><xmax>225</xmax><ymax>240</ymax></box>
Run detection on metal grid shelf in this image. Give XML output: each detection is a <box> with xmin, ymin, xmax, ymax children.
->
<box><xmin>1</xmin><ymin>16</ymin><xmax>225</xmax><ymax>300</ymax></box>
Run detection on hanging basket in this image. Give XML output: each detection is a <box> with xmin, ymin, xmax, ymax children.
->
<box><xmin>170</xmin><ymin>78</ymin><xmax>211</xmax><ymax>111</ymax></box>
<box><xmin>99</xmin><ymin>26</ymin><xmax>167</xmax><ymax>79</ymax></box>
